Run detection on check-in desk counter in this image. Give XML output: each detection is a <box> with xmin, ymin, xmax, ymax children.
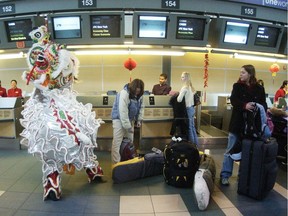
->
<box><xmin>140</xmin><ymin>95</ymin><xmax>174</xmax><ymax>151</ymax></box>
<box><xmin>77</xmin><ymin>95</ymin><xmax>202</xmax><ymax>152</ymax></box>
<box><xmin>77</xmin><ymin>95</ymin><xmax>115</xmax><ymax>151</ymax></box>
<box><xmin>0</xmin><ymin>97</ymin><xmax>23</xmax><ymax>148</ymax></box>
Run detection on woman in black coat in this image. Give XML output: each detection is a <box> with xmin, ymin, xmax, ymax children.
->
<box><xmin>220</xmin><ymin>64</ymin><xmax>267</xmax><ymax>186</ymax></box>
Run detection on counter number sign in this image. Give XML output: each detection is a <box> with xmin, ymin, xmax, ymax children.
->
<box><xmin>162</xmin><ymin>0</ymin><xmax>179</xmax><ymax>9</ymax></box>
<box><xmin>241</xmin><ymin>6</ymin><xmax>256</xmax><ymax>17</ymax></box>
<box><xmin>0</xmin><ymin>4</ymin><xmax>15</xmax><ymax>15</ymax></box>
<box><xmin>78</xmin><ymin>0</ymin><xmax>96</xmax><ymax>8</ymax></box>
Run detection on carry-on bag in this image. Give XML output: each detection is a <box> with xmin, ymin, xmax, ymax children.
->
<box><xmin>237</xmin><ymin>138</ymin><xmax>278</xmax><ymax>200</ymax></box>
<box><xmin>163</xmin><ymin>137</ymin><xmax>200</xmax><ymax>188</ymax></box>
<box><xmin>120</xmin><ymin>138</ymin><xmax>137</xmax><ymax>162</ymax></box>
<box><xmin>112</xmin><ymin>151</ymin><xmax>164</xmax><ymax>184</ymax></box>
<box><xmin>194</xmin><ymin>153</ymin><xmax>216</xmax><ymax>210</ymax></box>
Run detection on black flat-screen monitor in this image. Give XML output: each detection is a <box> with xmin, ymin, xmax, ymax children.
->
<box><xmin>208</xmin><ymin>18</ymin><xmax>254</xmax><ymax>50</ymax></box>
<box><xmin>90</xmin><ymin>15</ymin><xmax>121</xmax><ymax>38</ymax></box>
<box><xmin>176</xmin><ymin>16</ymin><xmax>206</xmax><ymax>40</ymax></box>
<box><xmin>5</xmin><ymin>19</ymin><xmax>33</xmax><ymax>42</ymax></box>
<box><xmin>223</xmin><ymin>21</ymin><xmax>250</xmax><ymax>44</ymax></box>
<box><xmin>138</xmin><ymin>15</ymin><xmax>168</xmax><ymax>38</ymax></box>
<box><xmin>52</xmin><ymin>16</ymin><xmax>82</xmax><ymax>39</ymax></box>
<box><xmin>254</xmin><ymin>25</ymin><xmax>281</xmax><ymax>47</ymax></box>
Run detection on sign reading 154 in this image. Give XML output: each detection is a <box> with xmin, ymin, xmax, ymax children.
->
<box><xmin>0</xmin><ymin>4</ymin><xmax>15</xmax><ymax>14</ymax></box>
<box><xmin>162</xmin><ymin>0</ymin><xmax>179</xmax><ymax>9</ymax></box>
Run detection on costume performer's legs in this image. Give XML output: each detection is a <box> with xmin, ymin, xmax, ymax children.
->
<box><xmin>43</xmin><ymin>171</ymin><xmax>61</xmax><ymax>201</ymax></box>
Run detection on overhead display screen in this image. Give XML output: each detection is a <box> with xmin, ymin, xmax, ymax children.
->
<box><xmin>52</xmin><ymin>16</ymin><xmax>81</xmax><ymax>39</ymax></box>
<box><xmin>138</xmin><ymin>15</ymin><xmax>167</xmax><ymax>38</ymax></box>
<box><xmin>5</xmin><ymin>19</ymin><xmax>32</xmax><ymax>42</ymax></box>
<box><xmin>223</xmin><ymin>21</ymin><xmax>250</xmax><ymax>44</ymax></box>
<box><xmin>254</xmin><ymin>25</ymin><xmax>280</xmax><ymax>47</ymax></box>
<box><xmin>90</xmin><ymin>15</ymin><xmax>121</xmax><ymax>38</ymax></box>
<box><xmin>176</xmin><ymin>17</ymin><xmax>206</xmax><ymax>40</ymax></box>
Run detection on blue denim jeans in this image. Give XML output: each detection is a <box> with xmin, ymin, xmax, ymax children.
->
<box><xmin>186</xmin><ymin>106</ymin><xmax>199</xmax><ymax>146</ymax></box>
<box><xmin>220</xmin><ymin>132</ymin><xmax>238</xmax><ymax>179</ymax></box>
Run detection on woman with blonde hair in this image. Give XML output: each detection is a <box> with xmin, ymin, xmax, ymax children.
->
<box><xmin>177</xmin><ymin>71</ymin><xmax>199</xmax><ymax>146</ymax></box>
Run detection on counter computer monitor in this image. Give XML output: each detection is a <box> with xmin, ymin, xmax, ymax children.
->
<box><xmin>138</xmin><ymin>15</ymin><xmax>167</xmax><ymax>38</ymax></box>
<box><xmin>5</xmin><ymin>19</ymin><xmax>33</xmax><ymax>42</ymax></box>
<box><xmin>52</xmin><ymin>16</ymin><xmax>82</xmax><ymax>39</ymax></box>
<box><xmin>208</xmin><ymin>18</ymin><xmax>253</xmax><ymax>50</ymax></box>
<box><xmin>90</xmin><ymin>14</ymin><xmax>121</xmax><ymax>38</ymax></box>
<box><xmin>173</xmin><ymin>14</ymin><xmax>210</xmax><ymax>46</ymax></box>
<box><xmin>223</xmin><ymin>21</ymin><xmax>250</xmax><ymax>44</ymax></box>
<box><xmin>133</xmin><ymin>12</ymin><xmax>170</xmax><ymax>45</ymax></box>
<box><xmin>252</xmin><ymin>23</ymin><xmax>284</xmax><ymax>53</ymax></box>
<box><xmin>0</xmin><ymin>16</ymin><xmax>45</xmax><ymax>49</ymax></box>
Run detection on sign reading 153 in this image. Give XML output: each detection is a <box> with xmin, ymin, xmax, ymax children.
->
<box><xmin>78</xmin><ymin>0</ymin><xmax>96</xmax><ymax>8</ymax></box>
<box><xmin>0</xmin><ymin>4</ymin><xmax>15</xmax><ymax>14</ymax></box>
<box><xmin>162</xmin><ymin>0</ymin><xmax>179</xmax><ymax>9</ymax></box>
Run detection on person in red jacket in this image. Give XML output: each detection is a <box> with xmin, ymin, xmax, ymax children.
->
<box><xmin>274</xmin><ymin>80</ymin><xmax>287</xmax><ymax>102</ymax></box>
<box><xmin>7</xmin><ymin>79</ymin><xmax>22</xmax><ymax>97</ymax></box>
<box><xmin>0</xmin><ymin>80</ymin><xmax>7</xmax><ymax>97</ymax></box>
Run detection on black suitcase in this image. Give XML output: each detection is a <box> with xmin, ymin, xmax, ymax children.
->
<box><xmin>163</xmin><ymin>139</ymin><xmax>200</xmax><ymax>188</ymax></box>
<box><xmin>238</xmin><ymin>138</ymin><xmax>278</xmax><ymax>200</ymax></box>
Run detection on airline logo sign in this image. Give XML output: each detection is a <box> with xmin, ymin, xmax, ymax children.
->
<box><xmin>228</xmin><ymin>0</ymin><xmax>287</xmax><ymax>10</ymax></box>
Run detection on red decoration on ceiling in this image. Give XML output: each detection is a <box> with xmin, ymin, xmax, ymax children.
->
<box><xmin>124</xmin><ymin>58</ymin><xmax>137</xmax><ymax>71</ymax></box>
<box><xmin>269</xmin><ymin>63</ymin><xmax>280</xmax><ymax>74</ymax></box>
<box><xmin>203</xmin><ymin>54</ymin><xmax>209</xmax><ymax>88</ymax></box>
<box><xmin>124</xmin><ymin>58</ymin><xmax>137</xmax><ymax>82</ymax></box>
<box><xmin>269</xmin><ymin>63</ymin><xmax>280</xmax><ymax>84</ymax></box>
<box><xmin>203</xmin><ymin>53</ymin><xmax>209</xmax><ymax>103</ymax></box>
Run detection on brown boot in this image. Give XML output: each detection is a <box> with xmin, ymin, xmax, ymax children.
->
<box><xmin>43</xmin><ymin>171</ymin><xmax>61</xmax><ymax>201</ymax></box>
<box><xmin>85</xmin><ymin>166</ymin><xmax>104</xmax><ymax>183</ymax></box>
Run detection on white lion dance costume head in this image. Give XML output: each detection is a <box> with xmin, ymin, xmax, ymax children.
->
<box><xmin>20</xmin><ymin>26</ymin><xmax>104</xmax><ymax>201</ymax></box>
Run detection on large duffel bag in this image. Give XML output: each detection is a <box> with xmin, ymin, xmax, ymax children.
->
<box><xmin>238</xmin><ymin>138</ymin><xmax>278</xmax><ymax>200</ymax></box>
<box><xmin>194</xmin><ymin>153</ymin><xmax>216</xmax><ymax>210</ymax></box>
<box><xmin>112</xmin><ymin>152</ymin><xmax>164</xmax><ymax>184</ymax></box>
<box><xmin>163</xmin><ymin>138</ymin><xmax>200</xmax><ymax>188</ymax></box>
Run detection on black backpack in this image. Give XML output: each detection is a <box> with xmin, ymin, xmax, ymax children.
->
<box><xmin>163</xmin><ymin>138</ymin><xmax>200</xmax><ymax>188</ymax></box>
<box><xmin>243</xmin><ymin>103</ymin><xmax>271</xmax><ymax>140</ymax></box>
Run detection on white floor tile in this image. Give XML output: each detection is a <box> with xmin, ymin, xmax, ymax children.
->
<box><xmin>156</xmin><ymin>212</ymin><xmax>191</xmax><ymax>216</ymax></box>
<box><xmin>120</xmin><ymin>195</ymin><xmax>154</xmax><ymax>214</ymax></box>
<box><xmin>151</xmin><ymin>194</ymin><xmax>188</xmax><ymax>213</ymax></box>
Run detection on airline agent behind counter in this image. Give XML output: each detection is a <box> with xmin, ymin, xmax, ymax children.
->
<box><xmin>0</xmin><ymin>80</ymin><xmax>7</xmax><ymax>97</ymax></box>
<box><xmin>7</xmin><ymin>79</ymin><xmax>22</xmax><ymax>97</ymax></box>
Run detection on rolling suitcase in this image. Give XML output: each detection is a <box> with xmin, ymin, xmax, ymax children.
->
<box><xmin>237</xmin><ymin>138</ymin><xmax>278</xmax><ymax>200</ymax></box>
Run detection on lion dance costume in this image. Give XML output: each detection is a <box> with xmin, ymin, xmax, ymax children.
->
<box><xmin>20</xmin><ymin>26</ymin><xmax>104</xmax><ymax>201</ymax></box>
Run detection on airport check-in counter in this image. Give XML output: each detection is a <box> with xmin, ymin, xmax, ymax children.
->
<box><xmin>77</xmin><ymin>95</ymin><xmax>115</xmax><ymax>151</ymax></box>
<box><xmin>77</xmin><ymin>95</ymin><xmax>202</xmax><ymax>152</ymax></box>
<box><xmin>0</xmin><ymin>97</ymin><xmax>23</xmax><ymax>148</ymax></box>
<box><xmin>77</xmin><ymin>95</ymin><xmax>173</xmax><ymax>151</ymax></box>
<box><xmin>140</xmin><ymin>95</ymin><xmax>174</xmax><ymax>151</ymax></box>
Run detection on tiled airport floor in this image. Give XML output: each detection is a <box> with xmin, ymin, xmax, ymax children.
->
<box><xmin>0</xmin><ymin>141</ymin><xmax>287</xmax><ymax>216</ymax></box>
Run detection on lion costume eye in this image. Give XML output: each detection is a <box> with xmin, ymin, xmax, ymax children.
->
<box><xmin>34</xmin><ymin>31</ymin><xmax>42</xmax><ymax>39</ymax></box>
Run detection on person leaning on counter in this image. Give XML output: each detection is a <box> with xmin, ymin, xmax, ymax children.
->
<box><xmin>7</xmin><ymin>79</ymin><xmax>22</xmax><ymax>97</ymax></box>
<box><xmin>0</xmin><ymin>80</ymin><xmax>7</xmax><ymax>97</ymax></box>
<box><xmin>152</xmin><ymin>73</ymin><xmax>171</xmax><ymax>95</ymax></box>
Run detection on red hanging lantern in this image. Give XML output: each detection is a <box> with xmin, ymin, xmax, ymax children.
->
<box><xmin>124</xmin><ymin>58</ymin><xmax>137</xmax><ymax>82</ymax></box>
<box><xmin>269</xmin><ymin>63</ymin><xmax>280</xmax><ymax>77</ymax></box>
<box><xmin>124</xmin><ymin>58</ymin><xmax>137</xmax><ymax>71</ymax></box>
